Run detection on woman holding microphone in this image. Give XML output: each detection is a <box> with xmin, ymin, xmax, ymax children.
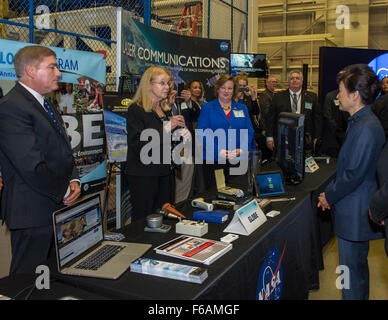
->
<box><xmin>125</xmin><ymin>66</ymin><xmax>186</xmax><ymax>222</ymax></box>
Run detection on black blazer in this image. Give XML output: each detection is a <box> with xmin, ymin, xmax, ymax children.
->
<box><xmin>369</xmin><ymin>142</ymin><xmax>388</xmax><ymax>256</ymax></box>
<box><xmin>239</xmin><ymin>94</ymin><xmax>260</xmax><ymax>132</ymax></box>
<box><xmin>0</xmin><ymin>83</ymin><xmax>77</xmax><ymax>229</ymax></box>
<box><xmin>259</xmin><ymin>88</ymin><xmax>274</xmax><ymax>131</ymax></box>
<box><xmin>125</xmin><ymin>103</ymin><xmax>173</xmax><ymax>177</ymax></box>
<box><xmin>370</xmin><ymin>143</ymin><xmax>388</xmax><ymax>223</ymax></box>
<box><xmin>266</xmin><ymin>89</ymin><xmax>322</xmax><ymax>147</ymax></box>
<box><xmin>322</xmin><ymin>89</ymin><xmax>348</xmax><ymax>156</ymax></box>
<box><xmin>372</xmin><ymin>95</ymin><xmax>388</xmax><ymax>139</ymax></box>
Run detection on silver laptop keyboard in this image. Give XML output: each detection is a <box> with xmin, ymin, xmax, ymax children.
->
<box><xmin>75</xmin><ymin>244</ymin><xmax>126</xmax><ymax>271</ymax></box>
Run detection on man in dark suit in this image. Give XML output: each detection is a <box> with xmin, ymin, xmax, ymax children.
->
<box><xmin>0</xmin><ymin>46</ymin><xmax>81</xmax><ymax>275</ymax></box>
<box><xmin>372</xmin><ymin>94</ymin><xmax>388</xmax><ymax>139</ymax></box>
<box><xmin>321</xmin><ymin>89</ymin><xmax>348</xmax><ymax>157</ymax></box>
<box><xmin>259</xmin><ymin>75</ymin><xmax>278</xmax><ymax>160</ymax></box>
<box><xmin>266</xmin><ymin>70</ymin><xmax>322</xmax><ymax>154</ymax></box>
<box><xmin>369</xmin><ymin>142</ymin><xmax>388</xmax><ymax>257</ymax></box>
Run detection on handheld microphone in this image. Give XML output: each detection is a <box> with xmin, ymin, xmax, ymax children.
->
<box><xmin>161</xmin><ymin>203</ymin><xmax>186</xmax><ymax>219</ymax></box>
<box><xmin>157</xmin><ymin>209</ymin><xmax>181</xmax><ymax>220</ymax></box>
<box><xmin>176</xmin><ymin>100</ymin><xmax>182</xmax><ymax>115</ymax></box>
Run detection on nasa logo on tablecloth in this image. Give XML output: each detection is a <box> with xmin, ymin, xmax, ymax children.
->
<box><xmin>256</xmin><ymin>246</ymin><xmax>285</xmax><ymax>300</ymax></box>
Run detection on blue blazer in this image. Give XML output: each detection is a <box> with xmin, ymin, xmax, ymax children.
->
<box><xmin>325</xmin><ymin>106</ymin><xmax>385</xmax><ymax>241</ymax></box>
<box><xmin>196</xmin><ymin>98</ymin><xmax>255</xmax><ymax>162</ymax></box>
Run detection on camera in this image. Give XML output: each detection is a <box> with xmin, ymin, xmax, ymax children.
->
<box><xmin>239</xmin><ymin>87</ymin><xmax>249</xmax><ymax>92</ymax></box>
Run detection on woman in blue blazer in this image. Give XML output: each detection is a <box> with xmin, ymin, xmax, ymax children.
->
<box><xmin>318</xmin><ymin>64</ymin><xmax>385</xmax><ymax>300</ymax></box>
<box><xmin>196</xmin><ymin>74</ymin><xmax>255</xmax><ymax>188</ymax></box>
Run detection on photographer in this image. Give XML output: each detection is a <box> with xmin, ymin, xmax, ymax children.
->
<box><xmin>234</xmin><ymin>73</ymin><xmax>260</xmax><ymax>149</ymax></box>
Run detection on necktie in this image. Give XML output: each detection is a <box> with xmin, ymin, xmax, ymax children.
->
<box><xmin>292</xmin><ymin>93</ymin><xmax>298</xmax><ymax>113</ymax></box>
<box><xmin>43</xmin><ymin>100</ymin><xmax>61</xmax><ymax>131</ymax></box>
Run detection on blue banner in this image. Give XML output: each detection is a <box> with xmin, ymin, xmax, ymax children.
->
<box><xmin>121</xmin><ymin>15</ymin><xmax>230</xmax><ymax>102</ymax></box>
<box><xmin>0</xmin><ymin>39</ymin><xmax>106</xmax><ymax>84</ymax></box>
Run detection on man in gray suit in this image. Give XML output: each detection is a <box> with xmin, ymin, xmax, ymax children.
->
<box><xmin>0</xmin><ymin>46</ymin><xmax>81</xmax><ymax>275</ymax></box>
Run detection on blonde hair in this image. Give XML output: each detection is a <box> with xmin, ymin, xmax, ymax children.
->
<box><xmin>131</xmin><ymin>66</ymin><xmax>171</xmax><ymax>112</ymax></box>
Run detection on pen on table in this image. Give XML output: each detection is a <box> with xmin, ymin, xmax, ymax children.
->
<box><xmin>269</xmin><ymin>197</ymin><xmax>296</xmax><ymax>203</ymax></box>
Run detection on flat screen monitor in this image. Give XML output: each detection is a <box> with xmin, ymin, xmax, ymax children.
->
<box><xmin>230</xmin><ymin>53</ymin><xmax>267</xmax><ymax>77</ymax></box>
<box><xmin>276</xmin><ymin>112</ymin><xmax>305</xmax><ymax>185</ymax></box>
<box><xmin>319</xmin><ymin>46</ymin><xmax>388</xmax><ymax>108</ymax></box>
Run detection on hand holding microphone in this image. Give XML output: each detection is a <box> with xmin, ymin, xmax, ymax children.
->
<box><xmin>170</xmin><ymin>115</ymin><xmax>185</xmax><ymax>130</ymax></box>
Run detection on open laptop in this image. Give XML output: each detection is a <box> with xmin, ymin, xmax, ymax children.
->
<box><xmin>256</xmin><ymin>171</ymin><xmax>287</xmax><ymax>198</ymax></box>
<box><xmin>53</xmin><ymin>194</ymin><xmax>151</xmax><ymax>279</ymax></box>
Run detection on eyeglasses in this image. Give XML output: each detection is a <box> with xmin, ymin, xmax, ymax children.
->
<box><xmin>152</xmin><ymin>81</ymin><xmax>173</xmax><ymax>88</ymax></box>
<box><xmin>219</xmin><ymin>86</ymin><xmax>234</xmax><ymax>91</ymax></box>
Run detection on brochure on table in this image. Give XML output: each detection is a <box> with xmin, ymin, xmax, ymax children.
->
<box><xmin>223</xmin><ymin>199</ymin><xmax>267</xmax><ymax>236</ymax></box>
<box><xmin>154</xmin><ymin>235</ymin><xmax>232</xmax><ymax>265</ymax></box>
<box><xmin>130</xmin><ymin>258</ymin><xmax>208</xmax><ymax>284</ymax></box>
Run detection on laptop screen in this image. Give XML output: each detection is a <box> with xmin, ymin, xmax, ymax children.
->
<box><xmin>256</xmin><ymin>171</ymin><xmax>285</xmax><ymax>196</ymax></box>
<box><xmin>53</xmin><ymin>195</ymin><xmax>103</xmax><ymax>268</ymax></box>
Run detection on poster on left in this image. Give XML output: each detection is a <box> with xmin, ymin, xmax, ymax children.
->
<box><xmin>0</xmin><ymin>39</ymin><xmax>107</xmax><ymax>195</ymax></box>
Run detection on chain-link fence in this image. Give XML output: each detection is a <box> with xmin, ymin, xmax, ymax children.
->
<box><xmin>0</xmin><ymin>1</ymin><xmax>248</xmax><ymax>89</ymax></box>
<box><xmin>151</xmin><ymin>0</ymin><xmax>248</xmax><ymax>52</ymax></box>
<box><xmin>1</xmin><ymin>0</ymin><xmax>145</xmax><ymax>90</ymax></box>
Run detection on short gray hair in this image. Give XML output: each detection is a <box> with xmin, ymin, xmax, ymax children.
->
<box><xmin>288</xmin><ymin>70</ymin><xmax>303</xmax><ymax>82</ymax></box>
<box><xmin>266</xmin><ymin>75</ymin><xmax>278</xmax><ymax>83</ymax></box>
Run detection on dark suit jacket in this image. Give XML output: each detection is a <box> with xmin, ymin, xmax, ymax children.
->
<box><xmin>370</xmin><ymin>142</ymin><xmax>388</xmax><ymax>222</ymax></box>
<box><xmin>259</xmin><ymin>88</ymin><xmax>274</xmax><ymax>131</ymax></box>
<box><xmin>325</xmin><ymin>106</ymin><xmax>385</xmax><ymax>241</ymax></box>
<box><xmin>239</xmin><ymin>94</ymin><xmax>260</xmax><ymax>133</ymax></box>
<box><xmin>126</xmin><ymin>103</ymin><xmax>173</xmax><ymax>177</ymax></box>
<box><xmin>369</xmin><ymin>142</ymin><xmax>388</xmax><ymax>256</ymax></box>
<box><xmin>0</xmin><ymin>83</ymin><xmax>77</xmax><ymax>229</ymax></box>
<box><xmin>322</xmin><ymin>89</ymin><xmax>348</xmax><ymax>157</ymax></box>
<box><xmin>372</xmin><ymin>95</ymin><xmax>388</xmax><ymax>139</ymax></box>
<box><xmin>266</xmin><ymin>89</ymin><xmax>322</xmax><ymax>148</ymax></box>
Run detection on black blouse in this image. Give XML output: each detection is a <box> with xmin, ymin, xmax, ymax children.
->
<box><xmin>125</xmin><ymin>103</ymin><xmax>173</xmax><ymax>176</ymax></box>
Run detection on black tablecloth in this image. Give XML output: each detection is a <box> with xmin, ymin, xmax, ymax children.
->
<box><xmin>48</xmin><ymin>159</ymin><xmax>337</xmax><ymax>300</ymax></box>
<box><xmin>0</xmin><ymin>274</ymin><xmax>109</xmax><ymax>300</ymax></box>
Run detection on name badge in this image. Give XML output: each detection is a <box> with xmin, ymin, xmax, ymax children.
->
<box><xmin>181</xmin><ymin>102</ymin><xmax>188</xmax><ymax>110</ymax></box>
<box><xmin>305</xmin><ymin>102</ymin><xmax>312</xmax><ymax>110</ymax></box>
<box><xmin>233</xmin><ymin>110</ymin><xmax>245</xmax><ymax>118</ymax></box>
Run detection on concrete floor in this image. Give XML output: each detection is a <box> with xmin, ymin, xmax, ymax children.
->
<box><xmin>309</xmin><ymin>237</ymin><xmax>388</xmax><ymax>300</ymax></box>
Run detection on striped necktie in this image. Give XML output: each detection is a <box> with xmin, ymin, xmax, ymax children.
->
<box><xmin>43</xmin><ymin>99</ymin><xmax>61</xmax><ymax>131</ymax></box>
<box><xmin>292</xmin><ymin>93</ymin><xmax>298</xmax><ymax>113</ymax></box>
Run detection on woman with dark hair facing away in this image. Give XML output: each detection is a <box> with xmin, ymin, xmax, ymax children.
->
<box><xmin>125</xmin><ymin>66</ymin><xmax>186</xmax><ymax>221</ymax></box>
<box><xmin>196</xmin><ymin>74</ymin><xmax>255</xmax><ymax>189</ymax></box>
<box><xmin>318</xmin><ymin>64</ymin><xmax>385</xmax><ymax>300</ymax></box>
